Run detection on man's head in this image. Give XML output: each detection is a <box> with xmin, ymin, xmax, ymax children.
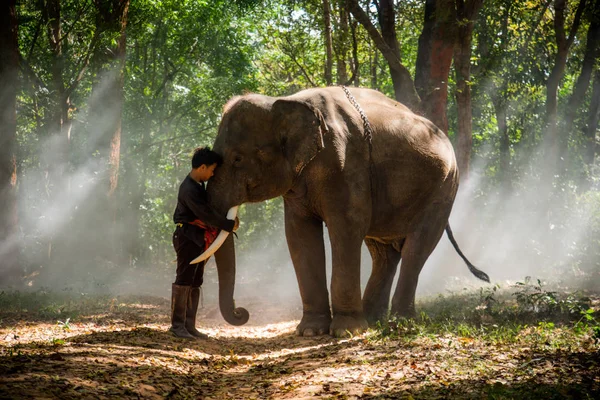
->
<box><xmin>191</xmin><ymin>147</ymin><xmax>223</xmax><ymax>182</ymax></box>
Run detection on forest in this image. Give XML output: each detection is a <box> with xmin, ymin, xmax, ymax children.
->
<box><xmin>1</xmin><ymin>0</ymin><xmax>599</xmax><ymax>398</ymax></box>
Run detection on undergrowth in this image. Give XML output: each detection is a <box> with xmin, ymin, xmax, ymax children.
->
<box><xmin>371</xmin><ymin>276</ymin><xmax>600</xmax><ymax>345</ymax></box>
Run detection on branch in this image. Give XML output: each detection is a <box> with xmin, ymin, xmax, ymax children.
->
<box><xmin>125</xmin><ymin>125</ymin><xmax>217</xmax><ymax>157</ymax></box>
<box><xmin>64</xmin><ymin>27</ymin><xmax>102</xmax><ymax>100</ymax></box>
<box><xmin>346</xmin><ymin>0</ymin><xmax>420</xmax><ymax>107</ymax></box>
<box><xmin>567</xmin><ymin>0</ymin><xmax>587</xmax><ymax>47</ymax></box>
<box><xmin>151</xmin><ymin>38</ymin><xmax>198</xmax><ymax>104</ymax></box>
<box><xmin>346</xmin><ymin>0</ymin><xmax>397</xmax><ymax>69</ymax></box>
<box><xmin>520</xmin><ymin>0</ymin><xmax>552</xmax><ymax>54</ymax></box>
<box><xmin>18</xmin><ymin>53</ymin><xmax>48</xmax><ymax>90</ymax></box>
<box><xmin>282</xmin><ymin>35</ymin><xmax>318</xmax><ymax>87</ymax></box>
<box><xmin>26</xmin><ymin>16</ymin><xmax>43</xmax><ymax>61</ymax></box>
<box><xmin>58</xmin><ymin>2</ymin><xmax>92</xmax><ymax>44</ymax></box>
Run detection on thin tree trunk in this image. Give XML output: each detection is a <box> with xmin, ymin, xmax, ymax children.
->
<box><xmin>492</xmin><ymin>93</ymin><xmax>510</xmax><ymax>179</ymax></box>
<box><xmin>370</xmin><ymin>40</ymin><xmax>378</xmax><ymax>89</ymax></box>
<box><xmin>583</xmin><ymin>70</ymin><xmax>600</xmax><ymax>178</ymax></box>
<box><xmin>335</xmin><ymin>0</ymin><xmax>349</xmax><ymax>84</ymax></box>
<box><xmin>454</xmin><ymin>0</ymin><xmax>484</xmax><ymax>181</ymax></box>
<box><xmin>323</xmin><ymin>0</ymin><xmax>334</xmax><ymax>85</ymax></box>
<box><xmin>0</xmin><ymin>0</ymin><xmax>20</xmax><ymax>279</ymax></box>
<box><xmin>545</xmin><ymin>0</ymin><xmax>587</xmax><ymax>166</ymax></box>
<box><xmin>350</xmin><ymin>17</ymin><xmax>360</xmax><ymax>86</ymax></box>
<box><xmin>346</xmin><ymin>0</ymin><xmax>420</xmax><ymax>109</ymax></box>
<box><xmin>107</xmin><ymin>0</ymin><xmax>129</xmax><ymax>261</ymax></box>
<box><xmin>415</xmin><ymin>0</ymin><xmax>457</xmax><ymax>133</ymax></box>
<box><xmin>564</xmin><ymin>0</ymin><xmax>600</xmax><ymax>139</ymax></box>
<box><xmin>41</xmin><ymin>0</ymin><xmax>73</xmax><ymax>261</ymax></box>
<box><xmin>88</xmin><ymin>0</ymin><xmax>130</xmax><ymax>260</ymax></box>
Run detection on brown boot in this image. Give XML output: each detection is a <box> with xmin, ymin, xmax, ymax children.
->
<box><xmin>185</xmin><ymin>287</ymin><xmax>209</xmax><ymax>339</ymax></box>
<box><xmin>170</xmin><ymin>284</ymin><xmax>195</xmax><ymax>339</ymax></box>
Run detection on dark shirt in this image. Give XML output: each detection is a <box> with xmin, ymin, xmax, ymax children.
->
<box><xmin>173</xmin><ymin>175</ymin><xmax>235</xmax><ymax>232</ymax></box>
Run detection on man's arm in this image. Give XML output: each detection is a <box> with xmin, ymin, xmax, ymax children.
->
<box><xmin>184</xmin><ymin>196</ymin><xmax>235</xmax><ymax>232</ymax></box>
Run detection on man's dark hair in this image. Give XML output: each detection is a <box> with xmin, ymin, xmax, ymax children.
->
<box><xmin>192</xmin><ymin>147</ymin><xmax>223</xmax><ymax>169</ymax></box>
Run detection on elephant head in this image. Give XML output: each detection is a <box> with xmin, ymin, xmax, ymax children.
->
<box><xmin>204</xmin><ymin>93</ymin><xmax>329</xmax><ymax>325</ymax></box>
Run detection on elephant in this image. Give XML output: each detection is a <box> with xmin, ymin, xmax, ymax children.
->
<box><xmin>203</xmin><ymin>86</ymin><xmax>489</xmax><ymax>337</ymax></box>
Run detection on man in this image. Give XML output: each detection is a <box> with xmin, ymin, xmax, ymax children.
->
<box><xmin>171</xmin><ymin>147</ymin><xmax>239</xmax><ymax>339</ymax></box>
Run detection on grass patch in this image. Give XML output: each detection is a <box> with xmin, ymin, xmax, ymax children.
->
<box><xmin>370</xmin><ymin>276</ymin><xmax>600</xmax><ymax>346</ymax></box>
<box><xmin>0</xmin><ymin>289</ymin><xmax>167</xmax><ymax>326</ymax></box>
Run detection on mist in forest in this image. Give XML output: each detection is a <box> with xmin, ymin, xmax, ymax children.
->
<box><xmin>2</xmin><ymin>73</ymin><xmax>597</xmax><ymax>320</ymax></box>
<box><xmin>7</xmin><ymin>130</ymin><xmax>597</xmax><ymax>316</ymax></box>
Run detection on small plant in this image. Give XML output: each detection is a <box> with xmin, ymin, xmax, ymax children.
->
<box><xmin>511</xmin><ymin>276</ymin><xmax>595</xmax><ymax>325</ymax></box>
<box><xmin>513</xmin><ymin>277</ymin><xmax>559</xmax><ymax>314</ymax></box>
<box><xmin>57</xmin><ymin>317</ymin><xmax>71</xmax><ymax>330</ymax></box>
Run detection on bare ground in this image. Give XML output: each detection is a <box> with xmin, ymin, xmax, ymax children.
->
<box><xmin>1</xmin><ymin>294</ymin><xmax>599</xmax><ymax>399</ymax></box>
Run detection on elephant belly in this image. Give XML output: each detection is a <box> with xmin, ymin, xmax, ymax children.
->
<box><xmin>366</xmin><ymin>159</ymin><xmax>454</xmax><ymax>239</ymax></box>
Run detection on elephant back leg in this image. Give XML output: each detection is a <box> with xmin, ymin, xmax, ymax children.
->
<box><xmin>391</xmin><ymin>203</ymin><xmax>453</xmax><ymax>318</ymax></box>
<box><xmin>363</xmin><ymin>238</ymin><xmax>404</xmax><ymax>325</ymax></box>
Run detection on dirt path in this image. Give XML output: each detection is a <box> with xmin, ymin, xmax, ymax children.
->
<box><xmin>1</xmin><ymin>295</ymin><xmax>599</xmax><ymax>399</ymax></box>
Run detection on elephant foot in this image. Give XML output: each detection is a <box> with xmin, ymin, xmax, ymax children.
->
<box><xmin>330</xmin><ymin>313</ymin><xmax>368</xmax><ymax>338</ymax></box>
<box><xmin>363</xmin><ymin>303</ymin><xmax>389</xmax><ymax>327</ymax></box>
<box><xmin>390</xmin><ymin>303</ymin><xmax>417</xmax><ymax>320</ymax></box>
<box><xmin>295</xmin><ymin>313</ymin><xmax>331</xmax><ymax>337</ymax></box>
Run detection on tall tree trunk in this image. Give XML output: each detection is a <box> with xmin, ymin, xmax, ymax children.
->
<box><xmin>41</xmin><ymin>0</ymin><xmax>73</xmax><ymax>262</ymax></box>
<box><xmin>89</xmin><ymin>0</ymin><xmax>130</xmax><ymax>260</ymax></box>
<box><xmin>346</xmin><ymin>0</ymin><xmax>420</xmax><ymax>109</ymax></box>
<box><xmin>492</xmin><ymin>92</ymin><xmax>510</xmax><ymax>179</ymax></box>
<box><xmin>335</xmin><ymin>0</ymin><xmax>349</xmax><ymax>84</ymax></box>
<box><xmin>583</xmin><ymin>70</ymin><xmax>600</xmax><ymax>180</ymax></box>
<box><xmin>350</xmin><ymin>17</ymin><xmax>360</xmax><ymax>86</ymax></box>
<box><xmin>370</xmin><ymin>40</ymin><xmax>379</xmax><ymax>89</ymax></box>
<box><xmin>107</xmin><ymin>1</ymin><xmax>129</xmax><ymax>258</ymax></box>
<box><xmin>323</xmin><ymin>0</ymin><xmax>334</xmax><ymax>85</ymax></box>
<box><xmin>415</xmin><ymin>0</ymin><xmax>457</xmax><ymax>133</ymax></box>
<box><xmin>0</xmin><ymin>0</ymin><xmax>20</xmax><ymax>279</ymax></box>
<box><xmin>564</xmin><ymin>0</ymin><xmax>600</xmax><ymax>140</ymax></box>
<box><xmin>545</xmin><ymin>0</ymin><xmax>587</xmax><ymax>167</ymax></box>
<box><xmin>453</xmin><ymin>0</ymin><xmax>484</xmax><ymax>181</ymax></box>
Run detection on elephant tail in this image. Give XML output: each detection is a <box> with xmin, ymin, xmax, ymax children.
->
<box><xmin>445</xmin><ymin>224</ymin><xmax>490</xmax><ymax>282</ymax></box>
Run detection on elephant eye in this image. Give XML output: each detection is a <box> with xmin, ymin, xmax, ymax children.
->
<box><xmin>233</xmin><ymin>154</ymin><xmax>243</xmax><ymax>166</ymax></box>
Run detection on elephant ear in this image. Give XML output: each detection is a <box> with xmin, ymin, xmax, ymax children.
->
<box><xmin>273</xmin><ymin>99</ymin><xmax>328</xmax><ymax>175</ymax></box>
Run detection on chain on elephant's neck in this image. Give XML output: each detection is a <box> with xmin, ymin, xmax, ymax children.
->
<box><xmin>341</xmin><ymin>85</ymin><xmax>375</xmax><ymax>198</ymax></box>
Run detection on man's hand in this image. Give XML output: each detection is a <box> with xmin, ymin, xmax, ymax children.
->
<box><xmin>233</xmin><ymin>217</ymin><xmax>240</xmax><ymax>232</ymax></box>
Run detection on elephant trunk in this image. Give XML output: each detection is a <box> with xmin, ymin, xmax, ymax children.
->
<box><xmin>214</xmin><ymin>233</ymin><xmax>249</xmax><ymax>326</ymax></box>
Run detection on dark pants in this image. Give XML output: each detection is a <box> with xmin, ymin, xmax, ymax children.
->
<box><xmin>173</xmin><ymin>225</ymin><xmax>206</xmax><ymax>287</ymax></box>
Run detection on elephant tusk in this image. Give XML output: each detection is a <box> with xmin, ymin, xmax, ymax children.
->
<box><xmin>190</xmin><ymin>206</ymin><xmax>239</xmax><ymax>264</ymax></box>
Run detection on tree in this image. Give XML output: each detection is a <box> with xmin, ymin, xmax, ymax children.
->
<box><xmin>347</xmin><ymin>0</ymin><xmax>420</xmax><ymax>109</ymax></box>
<box><xmin>563</xmin><ymin>0</ymin><xmax>600</xmax><ymax>154</ymax></box>
<box><xmin>545</xmin><ymin>0</ymin><xmax>587</xmax><ymax>169</ymax></box>
<box><xmin>323</xmin><ymin>0</ymin><xmax>334</xmax><ymax>85</ymax></box>
<box><xmin>85</xmin><ymin>0</ymin><xmax>130</xmax><ymax>259</ymax></box>
<box><xmin>0</xmin><ymin>0</ymin><xmax>19</xmax><ymax>278</ymax></box>
<box><xmin>415</xmin><ymin>0</ymin><xmax>457</xmax><ymax>132</ymax></box>
<box><xmin>473</xmin><ymin>0</ymin><xmax>550</xmax><ymax>182</ymax></box>
<box><xmin>583</xmin><ymin>70</ymin><xmax>600</xmax><ymax>176</ymax></box>
<box><xmin>335</xmin><ymin>0</ymin><xmax>351</xmax><ymax>84</ymax></box>
<box><xmin>453</xmin><ymin>0</ymin><xmax>484</xmax><ymax>180</ymax></box>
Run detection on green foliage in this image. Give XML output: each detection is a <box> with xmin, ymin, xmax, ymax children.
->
<box><xmin>371</xmin><ymin>279</ymin><xmax>599</xmax><ymax>347</ymax></box>
<box><xmin>8</xmin><ymin>0</ymin><xmax>600</xmax><ymax>284</ymax></box>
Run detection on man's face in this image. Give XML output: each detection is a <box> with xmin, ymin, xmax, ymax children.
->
<box><xmin>198</xmin><ymin>163</ymin><xmax>218</xmax><ymax>182</ymax></box>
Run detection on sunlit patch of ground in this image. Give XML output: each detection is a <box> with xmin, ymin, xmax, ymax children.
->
<box><xmin>1</xmin><ymin>289</ymin><xmax>599</xmax><ymax>399</ymax></box>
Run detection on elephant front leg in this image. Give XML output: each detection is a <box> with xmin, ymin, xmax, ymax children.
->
<box><xmin>285</xmin><ymin>208</ymin><xmax>331</xmax><ymax>337</ymax></box>
<box><xmin>328</xmin><ymin>229</ymin><xmax>368</xmax><ymax>337</ymax></box>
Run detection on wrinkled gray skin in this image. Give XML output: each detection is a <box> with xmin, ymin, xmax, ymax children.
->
<box><xmin>208</xmin><ymin>87</ymin><xmax>482</xmax><ymax>337</ymax></box>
